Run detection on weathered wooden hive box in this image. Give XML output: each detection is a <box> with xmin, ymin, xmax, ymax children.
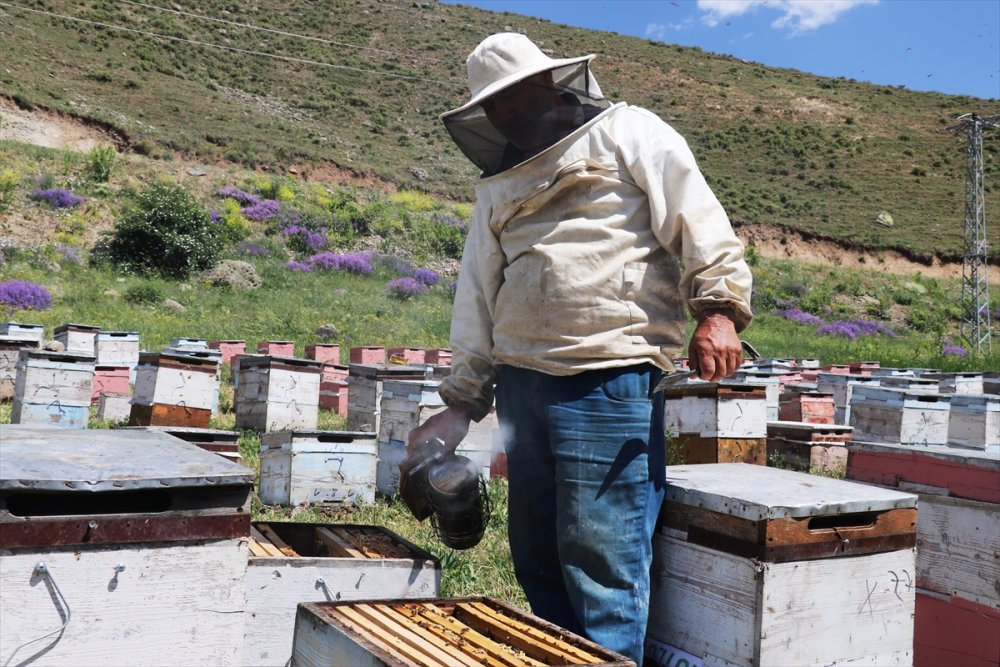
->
<box><xmin>243</xmin><ymin>521</ymin><xmax>440</xmax><ymax>667</ymax></box>
<box><xmin>97</xmin><ymin>391</ymin><xmax>132</xmax><ymax>422</ymax></box>
<box><xmin>425</xmin><ymin>347</ymin><xmax>452</xmax><ymax>365</ymax></box>
<box><xmin>168</xmin><ymin>336</ymin><xmax>208</xmax><ymax>350</ymax></box>
<box><xmin>948</xmin><ymin>393</ymin><xmax>1000</xmax><ymax>449</ymax></box>
<box><xmin>0</xmin><ymin>321</ymin><xmax>45</xmax><ymax>346</ymax></box>
<box><xmin>319</xmin><ymin>362</ymin><xmax>350</xmax><ymax>415</ymax></box>
<box><xmin>376</xmin><ymin>378</ymin><xmax>497</xmax><ymax>496</ymax></box>
<box><xmin>235</xmin><ymin>355</ymin><xmax>321</xmax><ymax>432</ymax></box>
<box><xmin>123</xmin><ymin>425</ymin><xmax>244</xmax><ymax>465</ymax></box>
<box><xmin>648</xmin><ymin>463</ymin><xmax>917</xmax><ymax>667</ymax></box>
<box><xmin>129</xmin><ymin>351</ymin><xmax>219</xmax><ymax>429</ymax></box>
<box><xmin>0</xmin><ymin>425</ymin><xmax>253</xmax><ymax>666</ymax></box>
<box><xmin>259</xmin><ymin>430</ymin><xmax>378</xmax><ymax>506</ymax></box>
<box><xmin>257</xmin><ymin>340</ymin><xmax>295</xmax><ymax>356</ymax></box>
<box><xmin>846</xmin><ymin>441</ymin><xmax>999</xmax><ymax>667</ymax></box>
<box><xmin>731</xmin><ymin>371</ymin><xmax>780</xmax><ymax>421</ymax></box>
<box><xmin>350</xmin><ymin>345</ymin><xmax>386</xmax><ymax>364</ymax></box>
<box><xmin>765</xmin><ymin>420</ymin><xmax>852</xmax><ymax>473</ymax></box>
<box><xmin>778</xmin><ymin>387</ymin><xmax>835</xmax><ymax>423</ymax></box>
<box><xmin>53</xmin><ymin>322</ymin><xmax>100</xmax><ymax>354</ymax></box>
<box><xmin>922</xmin><ymin>371</ymin><xmax>985</xmax><ymax>395</ymax></box>
<box><xmin>878</xmin><ymin>375</ymin><xmax>940</xmax><ymax>393</ymax></box>
<box><xmin>347</xmin><ymin>363</ymin><xmax>429</xmax><ymax>432</ymax></box>
<box><xmin>91</xmin><ymin>364</ymin><xmax>131</xmax><ymax>403</ymax></box>
<box><xmin>291</xmin><ymin>597</ymin><xmax>635</xmax><ymax>667</ymax></box>
<box><xmin>815</xmin><ymin>372</ymin><xmax>880</xmax><ymax>424</ymax></box>
<box><xmin>12</xmin><ymin>349</ymin><xmax>95</xmax><ymax>429</ymax></box>
<box><xmin>849</xmin><ymin>385</ymin><xmax>951</xmax><ymax>446</ymax></box>
<box><xmin>663</xmin><ymin>382</ymin><xmax>768</xmax><ymax>465</ymax></box>
<box><xmin>94</xmin><ymin>331</ymin><xmax>140</xmax><ymax>380</ymax></box>
<box><xmin>0</xmin><ymin>336</ymin><xmax>37</xmax><ymax>400</ymax></box>
<box><xmin>306</xmin><ymin>343</ymin><xmax>341</xmax><ymax>364</ymax></box>
<box><xmin>209</xmin><ymin>339</ymin><xmax>247</xmax><ymax>365</ymax></box>
<box><xmin>387</xmin><ymin>346</ymin><xmax>426</xmax><ymax>364</ymax></box>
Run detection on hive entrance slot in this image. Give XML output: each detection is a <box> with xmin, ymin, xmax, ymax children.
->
<box><xmin>807</xmin><ymin>511</ymin><xmax>878</xmax><ymax>531</ymax></box>
<box><xmin>6</xmin><ymin>489</ymin><xmax>173</xmax><ymax>516</ymax></box>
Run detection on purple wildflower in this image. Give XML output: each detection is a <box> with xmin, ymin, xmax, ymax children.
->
<box><xmin>817</xmin><ymin>319</ymin><xmax>896</xmax><ymax>340</ymax></box>
<box><xmin>308</xmin><ymin>251</ymin><xmax>374</xmax><ymax>275</ymax></box>
<box><xmin>942</xmin><ymin>344</ymin><xmax>968</xmax><ymax>357</ymax></box>
<box><xmin>242</xmin><ymin>199</ymin><xmax>280</xmax><ymax>222</ymax></box>
<box><xmin>387</xmin><ymin>277</ymin><xmax>428</xmax><ymax>299</ymax></box>
<box><xmin>31</xmin><ymin>187</ymin><xmax>84</xmax><ymax>209</ymax></box>
<box><xmin>237</xmin><ymin>242</ymin><xmax>269</xmax><ymax>257</ymax></box>
<box><xmin>446</xmin><ymin>280</ymin><xmax>458</xmax><ymax>296</ymax></box>
<box><xmin>778</xmin><ymin>308</ymin><xmax>823</xmax><ymax>325</ymax></box>
<box><xmin>57</xmin><ymin>244</ymin><xmax>81</xmax><ymax>264</ymax></box>
<box><xmin>0</xmin><ymin>280</ymin><xmax>53</xmax><ymax>316</ymax></box>
<box><xmin>215</xmin><ymin>186</ymin><xmax>261</xmax><ymax>207</ymax></box>
<box><xmin>209</xmin><ymin>209</ymin><xmax>222</xmax><ymax>223</ymax></box>
<box><xmin>281</xmin><ymin>225</ymin><xmax>327</xmax><ymax>251</ymax></box>
<box><xmin>377</xmin><ymin>254</ymin><xmax>415</xmax><ymax>275</ymax></box>
<box><xmin>412</xmin><ymin>268</ymin><xmax>441</xmax><ymax>287</ymax></box>
<box><xmin>286</xmin><ymin>260</ymin><xmax>313</xmax><ymax>272</ymax></box>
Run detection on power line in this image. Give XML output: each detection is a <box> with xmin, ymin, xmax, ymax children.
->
<box><xmin>117</xmin><ymin>0</ymin><xmax>454</xmax><ymax>64</ymax></box>
<box><xmin>0</xmin><ymin>1</ymin><xmax>465</xmax><ymax>88</ymax></box>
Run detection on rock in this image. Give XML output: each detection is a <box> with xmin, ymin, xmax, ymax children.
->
<box><xmin>178</xmin><ymin>283</ymin><xmax>193</xmax><ymax>291</ymax></box>
<box><xmin>203</xmin><ymin>260</ymin><xmax>262</xmax><ymax>289</ymax></box>
<box><xmin>316</xmin><ymin>323</ymin><xmax>339</xmax><ymax>341</ymax></box>
<box><xmin>410</xmin><ymin>167</ymin><xmax>429</xmax><ymax>181</ymax></box>
<box><xmin>163</xmin><ymin>299</ymin><xmax>187</xmax><ymax>313</ymax></box>
<box><xmin>287</xmin><ymin>166</ymin><xmax>298</xmax><ymax>174</ymax></box>
<box><xmin>332</xmin><ymin>288</ymin><xmax>348</xmax><ymax>298</ymax></box>
<box><xmin>186</xmin><ymin>168</ymin><xmax>207</xmax><ymax>177</ymax></box>
<box><xmin>42</xmin><ymin>340</ymin><xmax>65</xmax><ymax>352</ymax></box>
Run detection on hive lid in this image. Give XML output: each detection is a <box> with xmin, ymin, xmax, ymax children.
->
<box><xmin>848</xmin><ymin>440</ymin><xmax>1000</xmax><ymax>468</ymax></box>
<box><xmin>0</xmin><ymin>425</ymin><xmax>254</xmax><ymax>492</ymax></box>
<box><xmin>664</xmin><ymin>463</ymin><xmax>916</xmax><ymax>519</ymax></box>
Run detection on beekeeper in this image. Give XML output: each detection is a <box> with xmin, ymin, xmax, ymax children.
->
<box><xmin>409</xmin><ymin>32</ymin><xmax>753</xmax><ymax>664</ymax></box>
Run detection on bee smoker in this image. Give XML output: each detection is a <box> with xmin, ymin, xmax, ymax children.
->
<box><xmin>398</xmin><ymin>438</ymin><xmax>492</xmax><ymax>550</ymax></box>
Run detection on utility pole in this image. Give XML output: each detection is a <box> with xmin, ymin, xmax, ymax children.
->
<box><xmin>947</xmin><ymin>113</ymin><xmax>999</xmax><ymax>355</ymax></box>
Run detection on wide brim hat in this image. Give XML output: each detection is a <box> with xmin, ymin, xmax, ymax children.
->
<box><xmin>441</xmin><ymin>32</ymin><xmax>595</xmax><ymax>120</ymax></box>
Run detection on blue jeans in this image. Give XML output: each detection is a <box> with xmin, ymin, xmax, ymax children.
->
<box><xmin>496</xmin><ymin>364</ymin><xmax>665</xmax><ymax>665</ymax></box>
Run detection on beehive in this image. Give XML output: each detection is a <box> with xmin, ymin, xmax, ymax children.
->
<box><xmin>425</xmin><ymin>348</ymin><xmax>452</xmax><ymax>365</ymax></box>
<box><xmin>815</xmin><ymin>372</ymin><xmax>880</xmax><ymax>424</ymax></box>
<box><xmin>846</xmin><ymin>441</ymin><xmax>999</xmax><ymax>667</ymax></box>
<box><xmin>259</xmin><ymin>430</ymin><xmax>377</xmax><ymax>506</ymax></box>
<box><xmin>921</xmin><ymin>371</ymin><xmax>985</xmax><ymax>395</ymax></box>
<box><xmin>319</xmin><ymin>363</ymin><xmax>350</xmax><ymax>415</ymax></box>
<box><xmin>168</xmin><ymin>337</ymin><xmax>208</xmax><ymax>350</ymax></box>
<box><xmin>94</xmin><ymin>331</ymin><xmax>140</xmax><ymax>379</ymax></box>
<box><xmin>0</xmin><ymin>322</ymin><xmax>44</xmax><ymax>346</ymax></box>
<box><xmin>0</xmin><ymin>336</ymin><xmax>34</xmax><ymax>400</ymax></box>
<box><xmin>0</xmin><ymin>425</ymin><xmax>253</xmax><ymax>666</ymax></box>
<box><xmin>129</xmin><ymin>351</ymin><xmax>219</xmax><ymax>429</ymax></box>
<box><xmin>879</xmin><ymin>375</ymin><xmax>940</xmax><ymax>393</ymax></box>
<box><xmin>663</xmin><ymin>382</ymin><xmax>768</xmax><ymax>465</ymax></box>
<box><xmin>11</xmin><ymin>349</ymin><xmax>95</xmax><ymax>429</ymax></box>
<box><xmin>648</xmin><ymin>463</ymin><xmax>917</xmax><ymax>667</ymax></box>
<box><xmin>730</xmin><ymin>371</ymin><xmax>780</xmax><ymax>421</ymax></box>
<box><xmin>765</xmin><ymin>420</ymin><xmax>852</xmax><ymax>474</ymax></box>
<box><xmin>235</xmin><ymin>355</ymin><xmax>321</xmax><ymax>432</ymax></box>
<box><xmin>91</xmin><ymin>364</ymin><xmax>131</xmax><ymax>403</ymax></box>
<box><xmin>257</xmin><ymin>340</ymin><xmax>295</xmax><ymax>356</ymax></box>
<box><xmin>347</xmin><ymin>363</ymin><xmax>429</xmax><ymax>432</ymax></box>
<box><xmin>291</xmin><ymin>597</ymin><xmax>634</xmax><ymax>667</ymax></box>
<box><xmin>306</xmin><ymin>343</ymin><xmax>341</xmax><ymax>364</ymax></box>
<box><xmin>948</xmin><ymin>393</ymin><xmax>1000</xmax><ymax>448</ymax></box>
<box><xmin>849</xmin><ymin>385</ymin><xmax>951</xmax><ymax>446</ymax></box>
<box><xmin>350</xmin><ymin>346</ymin><xmax>386</xmax><ymax>364</ymax></box>
<box><xmin>54</xmin><ymin>322</ymin><xmax>100</xmax><ymax>354</ymax></box>
<box><xmin>778</xmin><ymin>388</ymin><xmax>835</xmax><ymax>423</ymax></box>
<box><xmin>97</xmin><ymin>391</ymin><xmax>132</xmax><ymax>422</ymax></box>
<box><xmin>209</xmin><ymin>340</ymin><xmax>247</xmax><ymax>365</ymax></box>
<box><xmin>387</xmin><ymin>347</ymin><xmax>426</xmax><ymax>364</ymax></box>
<box><xmin>243</xmin><ymin>522</ymin><xmax>440</xmax><ymax>667</ymax></box>
<box><xmin>124</xmin><ymin>425</ymin><xmax>244</xmax><ymax>465</ymax></box>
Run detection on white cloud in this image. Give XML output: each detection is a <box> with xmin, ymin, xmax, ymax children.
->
<box><xmin>697</xmin><ymin>0</ymin><xmax>877</xmax><ymax>34</ymax></box>
<box><xmin>646</xmin><ymin>20</ymin><xmax>694</xmax><ymax>40</ymax></box>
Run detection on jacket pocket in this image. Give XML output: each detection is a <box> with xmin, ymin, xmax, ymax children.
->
<box><xmin>622</xmin><ymin>262</ymin><xmax>648</xmax><ymax>343</ymax></box>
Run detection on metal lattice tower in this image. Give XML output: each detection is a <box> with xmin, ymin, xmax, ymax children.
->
<box><xmin>947</xmin><ymin>113</ymin><xmax>999</xmax><ymax>354</ymax></box>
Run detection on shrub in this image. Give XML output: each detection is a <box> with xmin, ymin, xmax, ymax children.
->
<box><xmin>412</xmin><ymin>268</ymin><xmax>441</xmax><ymax>286</ymax></box>
<box><xmin>242</xmin><ymin>199</ymin><xmax>280</xmax><ymax>222</ymax></box>
<box><xmin>0</xmin><ymin>280</ymin><xmax>52</xmax><ymax>316</ymax></box>
<box><xmin>0</xmin><ymin>169</ymin><xmax>20</xmax><ymax>214</ymax></box>
<box><xmin>31</xmin><ymin>187</ymin><xmax>84</xmax><ymax>209</ymax></box>
<box><xmin>213</xmin><ymin>199</ymin><xmax>252</xmax><ymax>242</ymax></box>
<box><xmin>387</xmin><ymin>277</ymin><xmax>428</xmax><ymax>299</ymax></box>
<box><xmin>86</xmin><ymin>145</ymin><xmax>116</xmax><ymax>182</ymax></box>
<box><xmin>308</xmin><ymin>251</ymin><xmax>374</xmax><ymax>275</ymax></box>
<box><xmin>215</xmin><ymin>186</ymin><xmax>261</xmax><ymax>207</ymax></box>
<box><xmin>390</xmin><ymin>190</ymin><xmax>438</xmax><ymax>212</ymax></box>
<box><xmin>97</xmin><ymin>183</ymin><xmax>220</xmax><ymax>278</ymax></box>
<box><xmin>124</xmin><ymin>282</ymin><xmax>164</xmax><ymax>305</ymax></box>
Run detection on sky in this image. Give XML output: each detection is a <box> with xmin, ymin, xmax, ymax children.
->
<box><xmin>443</xmin><ymin>0</ymin><xmax>1000</xmax><ymax>100</ymax></box>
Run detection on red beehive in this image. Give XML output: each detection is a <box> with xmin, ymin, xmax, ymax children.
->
<box><xmin>91</xmin><ymin>365</ymin><xmax>131</xmax><ymax>403</ymax></box>
<box><xmin>209</xmin><ymin>340</ymin><xmax>247</xmax><ymax>366</ymax></box>
<box><xmin>258</xmin><ymin>340</ymin><xmax>295</xmax><ymax>356</ymax></box>
<box><xmin>350</xmin><ymin>346</ymin><xmax>385</xmax><ymax>364</ymax></box>
<box><xmin>306</xmin><ymin>344</ymin><xmax>341</xmax><ymax>364</ymax></box>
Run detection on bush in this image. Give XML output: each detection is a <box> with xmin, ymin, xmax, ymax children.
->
<box><xmin>87</xmin><ymin>145</ymin><xmax>116</xmax><ymax>182</ymax></box>
<box><xmin>31</xmin><ymin>187</ymin><xmax>84</xmax><ymax>209</ymax></box>
<box><xmin>0</xmin><ymin>169</ymin><xmax>20</xmax><ymax>214</ymax></box>
<box><xmin>0</xmin><ymin>280</ymin><xmax>52</xmax><ymax>316</ymax></box>
<box><xmin>97</xmin><ymin>183</ymin><xmax>220</xmax><ymax>278</ymax></box>
<box><xmin>124</xmin><ymin>282</ymin><xmax>164</xmax><ymax>305</ymax></box>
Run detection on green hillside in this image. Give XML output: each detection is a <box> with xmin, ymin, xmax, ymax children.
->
<box><xmin>1</xmin><ymin>0</ymin><xmax>998</xmax><ymax>261</ymax></box>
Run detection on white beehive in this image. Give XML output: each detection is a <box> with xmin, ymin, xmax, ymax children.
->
<box><xmin>922</xmin><ymin>371</ymin><xmax>985</xmax><ymax>395</ymax></box>
<box><xmin>816</xmin><ymin>372</ymin><xmax>881</xmax><ymax>424</ymax></box>
<box><xmin>947</xmin><ymin>393</ymin><xmax>1000</xmax><ymax>448</ymax></box>
<box><xmin>346</xmin><ymin>363</ymin><xmax>430</xmax><ymax>433</ymax></box>
<box><xmin>53</xmin><ymin>322</ymin><xmax>101</xmax><ymax>354</ymax></box>
<box><xmin>0</xmin><ymin>336</ymin><xmax>35</xmax><ymax>400</ymax></box>
<box><xmin>648</xmin><ymin>463</ymin><xmax>917</xmax><ymax>667</ymax></box>
<box><xmin>0</xmin><ymin>425</ymin><xmax>254</xmax><ymax>666</ymax></box>
<box><xmin>130</xmin><ymin>351</ymin><xmax>220</xmax><ymax>429</ymax></box>
<box><xmin>730</xmin><ymin>371</ymin><xmax>781</xmax><ymax>421</ymax></box>
<box><xmin>11</xmin><ymin>349</ymin><xmax>95</xmax><ymax>429</ymax></box>
<box><xmin>243</xmin><ymin>521</ymin><xmax>440</xmax><ymax>667</ymax></box>
<box><xmin>235</xmin><ymin>356</ymin><xmax>321</xmax><ymax>432</ymax></box>
<box><xmin>0</xmin><ymin>322</ymin><xmax>44</xmax><ymax>346</ymax></box>
<box><xmin>259</xmin><ymin>430</ymin><xmax>378</xmax><ymax>506</ymax></box>
<box><xmin>94</xmin><ymin>331</ymin><xmax>140</xmax><ymax>373</ymax></box>
<box><xmin>663</xmin><ymin>382</ymin><xmax>768</xmax><ymax>465</ymax></box>
<box><xmin>849</xmin><ymin>385</ymin><xmax>951</xmax><ymax>446</ymax></box>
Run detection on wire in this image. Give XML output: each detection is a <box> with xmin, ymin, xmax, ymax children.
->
<box><xmin>0</xmin><ymin>1</ymin><xmax>465</xmax><ymax>88</ymax></box>
<box><xmin>2</xmin><ymin>563</ymin><xmax>72</xmax><ymax>667</ymax></box>
<box><xmin>116</xmin><ymin>0</ymin><xmax>453</xmax><ymax>64</ymax></box>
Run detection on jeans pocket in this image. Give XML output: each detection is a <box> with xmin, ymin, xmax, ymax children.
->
<box><xmin>599</xmin><ymin>367</ymin><xmax>650</xmax><ymax>403</ymax></box>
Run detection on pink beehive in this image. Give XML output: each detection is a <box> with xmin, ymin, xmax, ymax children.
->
<box><xmin>257</xmin><ymin>341</ymin><xmax>295</xmax><ymax>356</ymax></box>
<box><xmin>91</xmin><ymin>365</ymin><xmax>131</xmax><ymax>403</ymax></box>
<box><xmin>350</xmin><ymin>346</ymin><xmax>385</xmax><ymax>364</ymax></box>
<box><xmin>319</xmin><ymin>380</ymin><xmax>349</xmax><ymax>416</ymax></box>
<box><xmin>209</xmin><ymin>340</ymin><xmax>247</xmax><ymax>366</ymax></box>
<box><xmin>305</xmin><ymin>344</ymin><xmax>340</xmax><ymax>364</ymax></box>
<box><xmin>387</xmin><ymin>347</ymin><xmax>426</xmax><ymax>365</ymax></box>
<box><xmin>849</xmin><ymin>361</ymin><xmax>881</xmax><ymax>376</ymax></box>
<box><xmin>425</xmin><ymin>348</ymin><xmax>452</xmax><ymax>365</ymax></box>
